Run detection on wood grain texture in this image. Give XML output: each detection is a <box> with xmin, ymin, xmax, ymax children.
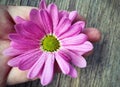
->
<box><xmin>0</xmin><ymin>0</ymin><xmax>120</xmax><ymax>87</ymax></box>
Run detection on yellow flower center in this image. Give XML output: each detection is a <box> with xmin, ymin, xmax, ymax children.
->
<box><xmin>42</xmin><ymin>35</ymin><xmax>60</xmax><ymax>52</ymax></box>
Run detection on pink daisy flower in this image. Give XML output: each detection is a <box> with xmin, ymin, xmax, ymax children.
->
<box><xmin>3</xmin><ymin>0</ymin><xmax>93</xmax><ymax>86</ymax></box>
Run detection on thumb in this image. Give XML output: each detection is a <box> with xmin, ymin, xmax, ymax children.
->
<box><xmin>0</xmin><ymin>40</ymin><xmax>11</xmax><ymax>87</ymax></box>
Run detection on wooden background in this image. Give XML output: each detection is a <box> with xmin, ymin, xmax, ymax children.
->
<box><xmin>0</xmin><ymin>0</ymin><xmax>120</xmax><ymax>87</ymax></box>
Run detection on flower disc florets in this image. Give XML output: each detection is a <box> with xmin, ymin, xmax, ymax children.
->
<box><xmin>42</xmin><ymin>35</ymin><xmax>60</xmax><ymax>52</ymax></box>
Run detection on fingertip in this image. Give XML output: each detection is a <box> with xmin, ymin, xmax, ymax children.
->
<box><xmin>83</xmin><ymin>28</ymin><xmax>101</xmax><ymax>42</ymax></box>
<box><xmin>7</xmin><ymin>68</ymin><xmax>29</xmax><ymax>85</ymax></box>
<box><xmin>83</xmin><ymin>50</ymin><xmax>93</xmax><ymax>57</ymax></box>
<box><xmin>73</xmin><ymin>14</ymin><xmax>86</xmax><ymax>23</ymax></box>
<box><xmin>7</xmin><ymin>6</ymin><xmax>37</xmax><ymax>20</ymax></box>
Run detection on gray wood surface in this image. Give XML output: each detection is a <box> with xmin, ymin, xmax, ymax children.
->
<box><xmin>0</xmin><ymin>0</ymin><xmax>120</xmax><ymax>87</ymax></box>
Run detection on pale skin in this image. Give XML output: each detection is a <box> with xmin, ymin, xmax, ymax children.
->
<box><xmin>0</xmin><ymin>6</ymin><xmax>101</xmax><ymax>87</ymax></box>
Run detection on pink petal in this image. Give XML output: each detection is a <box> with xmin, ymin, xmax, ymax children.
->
<box><xmin>9</xmin><ymin>34</ymin><xmax>39</xmax><ymax>46</ymax></box>
<box><xmin>41</xmin><ymin>53</ymin><xmax>55</xmax><ymax>86</ymax></box>
<box><xmin>3</xmin><ymin>47</ymin><xmax>24</xmax><ymax>56</ymax></box>
<box><xmin>61</xmin><ymin>33</ymin><xmax>87</xmax><ymax>45</ymax></box>
<box><xmin>63</xmin><ymin>41</ymin><xmax>93</xmax><ymax>53</ymax></box>
<box><xmin>58</xmin><ymin>49</ymin><xmax>86</xmax><ymax>68</ymax></box>
<box><xmin>55</xmin><ymin>53</ymin><xmax>70</xmax><ymax>74</ymax></box>
<box><xmin>39</xmin><ymin>9</ymin><xmax>53</xmax><ymax>34</ymax></box>
<box><xmin>39</xmin><ymin>0</ymin><xmax>47</xmax><ymax>9</ymax></box>
<box><xmin>8</xmin><ymin>49</ymin><xmax>40</xmax><ymax>67</ymax></box>
<box><xmin>66</xmin><ymin>50</ymin><xmax>87</xmax><ymax>68</ymax></box>
<box><xmin>54</xmin><ymin>17</ymin><xmax>71</xmax><ymax>36</ymax></box>
<box><xmin>72</xmin><ymin>56</ymin><xmax>87</xmax><ymax>68</ymax></box>
<box><xmin>58</xmin><ymin>50</ymin><xmax>71</xmax><ymax>62</ymax></box>
<box><xmin>58</xmin><ymin>21</ymin><xmax>85</xmax><ymax>39</ymax></box>
<box><xmin>59</xmin><ymin>10</ymin><xmax>69</xmax><ymax>19</ymax></box>
<box><xmin>27</xmin><ymin>52</ymin><xmax>47</xmax><ymax>79</ymax></box>
<box><xmin>15</xmin><ymin>24</ymin><xmax>37</xmax><ymax>40</ymax></box>
<box><xmin>15</xmin><ymin>24</ymin><xmax>29</xmax><ymax>38</ymax></box>
<box><xmin>14</xmin><ymin>16</ymin><xmax>25</xmax><ymax>24</ymax></box>
<box><xmin>30</xmin><ymin>9</ymin><xmax>45</xmax><ymax>33</ymax></box>
<box><xmin>15</xmin><ymin>21</ymin><xmax>45</xmax><ymax>40</ymax></box>
<box><xmin>69</xmin><ymin>11</ymin><xmax>78</xmax><ymax>22</ymax></box>
<box><xmin>68</xmin><ymin>64</ymin><xmax>77</xmax><ymax>78</ymax></box>
<box><xmin>19</xmin><ymin>51</ymin><xmax>43</xmax><ymax>70</ymax></box>
<box><xmin>10</xmin><ymin>41</ymin><xmax>39</xmax><ymax>51</ymax></box>
<box><xmin>47</xmin><ymin>3</ymin><xmax>59</xmax><ymax>30</ymax></box>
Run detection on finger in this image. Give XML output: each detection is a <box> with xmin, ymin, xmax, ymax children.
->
<box><xmin>2</xmin><ymin>6</ymin><xmax>38</xmax><ymax>85</ymax></box>
<box><xmin>75</xmin><ymin>15</ymin><xmax>101</xmax><ymax>56</ymax></box>
<box><xmin>82</xmin><ymin>28</ymin><xmax>101</xmax><ymax>57</ymax></box>
<box><xmin>0</xmin><ymin>40</ymin><xmax>11</xmax><ymax>86</ymax></box>
<box><xmin>73</xmin><ymin>14</ymin><xmax>86</xmax><ymax>23</ymax></box>
<box><xmin>7</xmin><ymin>68</ymin><xmax>30</xmax><ymax>85</ymax></box>
<box><xmin>83</xmin><ymin>50</ymin><xmax>93</xmax><ymax>57</ymax></box>
<box><xmin>74</xmin><ymin>14</ymin><xmax>101</xmax><ymax>42</ymax></box>
<box><xmin>7</xmin><ymin>6</ymin><xmax>37</xmax><ymax>20</ymax></box>
<box><xmin>0</xmin><ymin>6</ymin><xmax>37</xmax><ymax>39</ymax></box>
<box><xmin>0</xmin><ymin>6</ymin><xmax>14</xmax><ymax>39</ymax></box>
<box><xmin>83</xmin><ymin>28</ymin><xmax>101</xmax><ymax>42</ymax></box>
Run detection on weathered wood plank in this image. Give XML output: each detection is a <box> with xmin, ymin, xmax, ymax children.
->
<box><xmin>0</xmin><ymin>0</ymin><xmax>120</xmax><ymax>87</ymax></box>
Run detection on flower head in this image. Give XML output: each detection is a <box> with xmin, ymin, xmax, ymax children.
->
<box><xmin>3</xmin><ymin>0</ymin><xmax>93</xmax><ymax>86</ymax></box>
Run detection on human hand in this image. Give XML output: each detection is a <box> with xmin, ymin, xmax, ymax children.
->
<box><xmin>0</xmin><ymin>6</ymin><xmax>101</xmax><ymax>87</ymax></box>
